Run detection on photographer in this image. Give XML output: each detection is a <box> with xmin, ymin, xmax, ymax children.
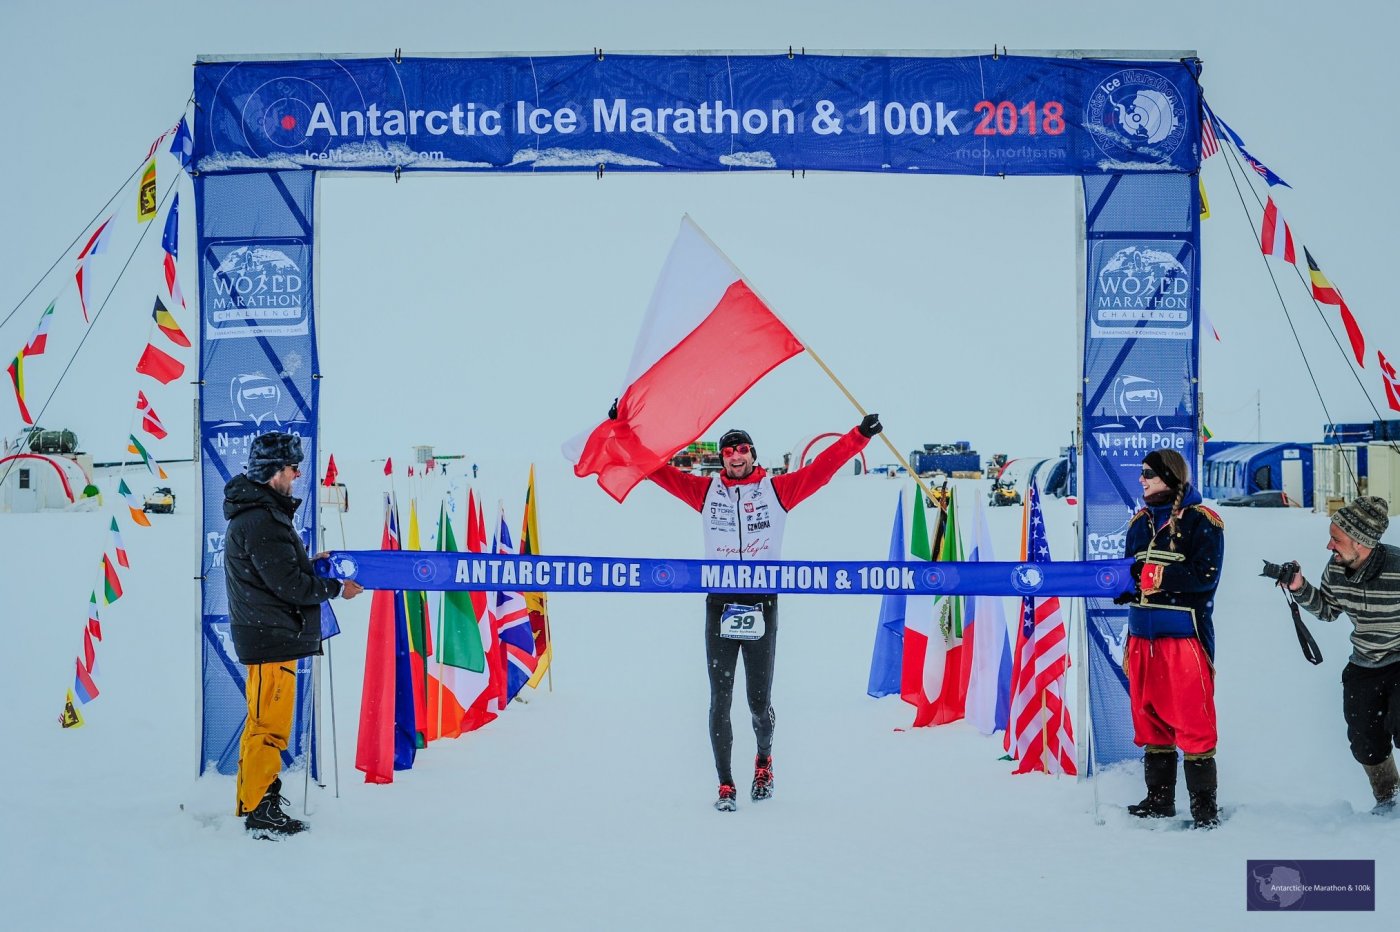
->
<box><xmin>1117</xmin><ymin>450</ymin><xmax>1225</xmax><ymax>828</ymax></box>
<box><xmin>1281</xmin><ymin>496</ymin><xmax>1400</xmax><ymax>814</ymax></box>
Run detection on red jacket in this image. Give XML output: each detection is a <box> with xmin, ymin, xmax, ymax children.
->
<box><xmin>648</xmin><ymin>426</ymin><xmax>870</xmax><ymax>512</ymax></box>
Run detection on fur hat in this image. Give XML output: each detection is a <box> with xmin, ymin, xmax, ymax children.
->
<box><xmin>246</xmin><ymin>432</ymin><xmax>304</xmax><ymax>483</ymax></box>
<box><xmin>1143</xmin><ymin>449</ymin><xmax>1189</xmax><ymax>491</ymax></box>
<box><xmin>1332</xmin><ymin>496</ymin><xmax>1390</xmax><ymax>549</ymax></box>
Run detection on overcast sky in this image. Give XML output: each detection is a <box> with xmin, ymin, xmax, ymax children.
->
<box><xmin>2</xmin><ymin>0</ymin><xmax>1395</xmax><ymax>469</ymax></box>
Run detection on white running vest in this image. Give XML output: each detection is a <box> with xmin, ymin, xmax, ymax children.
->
<box><xmin>701</xmin><ymin>475</ymin><xmax>789</xmax><ymax>561</ymax></box>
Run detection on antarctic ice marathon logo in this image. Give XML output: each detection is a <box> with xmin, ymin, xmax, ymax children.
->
<box><xmin>1094</xmin><ymin>245</ymin><xmax>1192</xmax><ymax>332</ymax></box>
<box><xmin>207</xmin><ymin>246</ymin><xmax>308</xmax><ymax>339</ymax></box>
<box><xmin>1010</xmin><ymin>564</ymin><xmax>1046</xmax><ymax>594</ymax></box>
<box><xmin>1084</xmin><ymin>69</ymin><xmax>1187</xmax><ymax>162</ymax></box>
<box><xmin>241</xmin><ymin>76</ymin><xmax>345</xmax><ymax>155</ymax></box>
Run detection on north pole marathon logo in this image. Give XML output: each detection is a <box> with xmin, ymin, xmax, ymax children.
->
<box><xmin>1095</xmin><ymin>246</ymin><xmax>1191</xmax><ymax>324</ymax></box>
<box><xmin>1085</xmin><ymin>69</ymin><xmax>1187</xmax><ymax>162</ymax></box>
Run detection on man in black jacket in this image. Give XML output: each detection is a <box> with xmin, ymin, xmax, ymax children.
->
<box><xmin>225</xmin><ymin>431</ymin><xmax>362</xmax><ymax>838</ymax></box>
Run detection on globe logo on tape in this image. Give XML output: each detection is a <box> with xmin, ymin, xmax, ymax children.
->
<box><xmin>1096</xmin><ymin>567</ymin><xmax>1123</xmax><ymax>590</ymax></box>
<box><xmin>331</xmin><ymin>555</ymin><xmax>359</xmax><ymax>580</ymax></box>
<box><xmin>240</xmin><ymin>76</ymin><xmax>341</xmax><ymax>155</ymax></box>
<box><xmin>651</xmin><ymin>563</ymin><xmax>676</xmax><ymax>587</ymax></box>
<box><xmin>412</xmin><ymin>559</ymin><xmax>436</xmax><ymax>584</ymax></box>
<box><xmin>921</xmin><ymin>566</ymin><xmax>946</xmax><ymax>591</ymax></box>
<box><xmin>1085</xmin><ymin>69</ymin><xmax>1187</xmax><ymax>163</ymax></box>
<box><xmin>1010</xmin><ymin>563</ymin><xmax>1046</xmax><ymax>594</ymax></box>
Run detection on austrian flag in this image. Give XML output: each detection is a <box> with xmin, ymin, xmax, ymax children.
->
<box><xmin>568</xmin><ymin>216</ymin><xmax>804</xmax><ymax>501</ymax></box>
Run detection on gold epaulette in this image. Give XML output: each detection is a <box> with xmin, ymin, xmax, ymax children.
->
<box><xmin>1192</xmin><ymin>504</ymin><xmax>1224</xmax><ymax>529</ymax></box>
<box><xmin>1128</xmin><ymin>507</ymin><xmax>1151</xmax><ymax>527</ymax></box>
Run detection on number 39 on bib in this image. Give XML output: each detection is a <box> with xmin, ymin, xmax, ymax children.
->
<box><xmin>720</xmin><ymin>603</ymin><xmax>766</xmax><ymax>641</ymax></box>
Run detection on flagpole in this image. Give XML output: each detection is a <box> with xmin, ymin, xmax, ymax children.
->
<box><xmin>1039</xmin><ymin>689</ymin><xmax>1050</xmax><ymax>774</ymax></box>
<box><xmin>683</xmin><ymin>214</ymin><xmax>937</xmax><ymax>502</ymax></box>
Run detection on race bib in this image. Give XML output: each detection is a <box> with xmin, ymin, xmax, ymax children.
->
<box><xmin>719</xmin><ymin>603</ymin><xmax>766</xmax><ymax>641</ymax></box>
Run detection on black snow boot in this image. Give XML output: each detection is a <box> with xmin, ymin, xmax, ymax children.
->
<box><xmin>751</xmin><ymin>755</ymin><xmax>774</xmax><ymax>802</ymax></box>
<box><xmin>1363</xmin><ymin>756</ymin><xmax>1398</xmax><ymax>814</ymax></box>
<box><xmin>1127</xmin><ymin>749</ymin><xmax>1177</xmax><ymax>818</ymax></box>
<box><xmin>1183</xmin><ymin>756</ymin><xmax>1220</xmax><ymax>829</ymax></box>
<box><xmin>245</xmin><ymin>778</ymin><xmax>307</xmax><ymax>839</ymax></box>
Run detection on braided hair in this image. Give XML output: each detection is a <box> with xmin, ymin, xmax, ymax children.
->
<box><xmin>1144</xmin><ymin>449</ymin><xmax>1191</xmax><ymax>551</ymax></box>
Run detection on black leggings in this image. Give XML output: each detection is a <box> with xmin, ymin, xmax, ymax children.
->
<box><xmin>1342</xmin><ymin>661</ymin><xmax>1400</xmax><ymax>766</ymax></box>
<box><xmin>705</xmin><ymin>594</ymin><xmax>778</xmax><ymax>785</ymax></box>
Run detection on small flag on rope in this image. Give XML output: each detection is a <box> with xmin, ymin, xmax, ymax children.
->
<box><xmin>135</xmin><ymin>343</ymin><xmax>185</xmax><ymax>384</ymax></box>
<box><xmin>74</xmin><ymin>658</ymin><xmax>100</xmax><ymax>704</ymax></box>
<box><xmin>323</xmin><ymin>454</ymin><xmax>339</xmax><ymax>488</ymax></box>
<box><xmin>102</xmin><ymin>553</ymin><xmax>124</xmax><ymax>604</ymax></box>
<box><xmin>59</xmin><ymin>689</ymin><xmax>84</xmax><ymax>728</ymax></box>
<box><xmin>6</xmin><ymin>352</ymin><xmax>31</xmax><ymax>424</ymax></box>
<box><xmin>23</xmin><ymin>301</ymin><xmax>56</xmax><ymax>357</ymax></box>
<box><xmin>136</xmin><ymin>391</ymin><xmax>167</xmax><ymax>439</ymax></box>
<box><xmin>74</xmin><ymin>217</ymin><xmax>113</xmax><ymax>323</ymax></box>
<box><xmin>169</xmin><ymin>117</ymin><xmax>192</xmax><ymax>170</ymax></box>
<box><xmin>117</xmin><ymin>479</ymin><xmax>152</xmax><ymax>528</ymax></box>
<box><xmin>384</xmin><ymin>457</ymin><xmax>394</xmax><ymax>477</ymax></box>
<box><xmin>1260</xmin><ymin>197</ymin><xmax>1297</xmax><ymax>264</ymax></box>
<box><xmin>1200</xmin><ymin>106</ymin><xmax>1220</xmax><ymax>160</ymax></box>
<box><xmin>137</xmin><ymin>159</ymin><xmax>157</xmax><ymax>223</ymax></box>
<box><xmin>161</xmin><ymin>196</ymin><xmax>185</xmax><ymax>310</ymax></box>
<box><xmin>151</xmin><ymin>295</ymin><xmax>191</xmax><ymax>347</ymax></box>
<box><xmin>1379</xmin><ymin>351</ymin><xmax>1400</xmax><ymax>413</ymax></box>
<box><xmin>88</xmin><ymin>591</ymin><xmax>102</xmax><ymax>640</ymax></box>
<box><xmin>1304</xmin><ymin>248</ymin><xmax>1366</xmax><ymax>368</ymax></box>
<box><xmin>110</xmin><ymin>517</ymin><xmax>129</xmax><ymax>568</ymax></box>
<box><xmin>128</xmin><ymin>434</ymin><xmax>166</xmax><ymax>479</ymax></box>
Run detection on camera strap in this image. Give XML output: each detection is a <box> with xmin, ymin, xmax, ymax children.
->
<box><xmin>1285</xmin><ymin>593</ymin><xmax>1324</xmax><ymax>665</ymax></box>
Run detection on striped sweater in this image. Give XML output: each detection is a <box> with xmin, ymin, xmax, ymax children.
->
<box><xmin>1296</xmin><ymin>543</ymin><xmax>1400</xmax><ymax>668</ymax></box>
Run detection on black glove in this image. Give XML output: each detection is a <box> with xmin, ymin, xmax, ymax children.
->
<box><xmin>1129</xmin><ymin>559</ymin><xmax>1145</xmax><ymax>580</ymax></box>
<box><xmin>858</xmin><ymin>413</ymin><xmax>882</xmax><ymax>438</ymax></box>
<box><xmin>1112</xmin><ymin>589</ymin><xmax>1140</xmax><ymax>606</ymax></box>
<box><xmin>608</xmin><ymin>399</ymin><xmax>619</xmax><ymax>420</ymax></box>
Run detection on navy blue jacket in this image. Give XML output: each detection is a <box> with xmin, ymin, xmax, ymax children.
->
<box><xmin>1122</xmin><ymin>485</ymin><xmax>1226</xmax><ymax>660</ymax></box>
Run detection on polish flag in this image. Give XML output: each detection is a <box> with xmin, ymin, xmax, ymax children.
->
<box><xmin>566</xmin><ymin>216</ymin><xmax>804</xmax><ymax>502</ymax></box>
<box><xmin>1260</xmin><ymin>197</ymin><xmax>1296</xmax><ymax>264</ymax></box>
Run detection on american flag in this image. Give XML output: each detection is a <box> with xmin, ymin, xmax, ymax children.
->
<box><xmin>1200</xmin><ymin>109</ymin><xmax>1219</xmax><ymax>160</ymax></box>
<box><xmin>494</xmin><ymin>508</ymin><xmax>537</xmax><ymax>701</ymax></box>
<box><xmin>1006</xmin><ymin>481</ymin><xmax>1076</xmax><ymax>775</ymax></box>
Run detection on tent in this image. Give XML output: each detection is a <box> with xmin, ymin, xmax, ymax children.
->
<box><xmin>0</xmin><ymin>453</ymin><xmax>92</xmax><ymax>513</ymax></box>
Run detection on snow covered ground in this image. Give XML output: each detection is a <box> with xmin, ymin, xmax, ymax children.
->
<box><xmin>3</xmin><ymin>454</ymin><xmax>1397</xmax><ymax>930</ymax></box>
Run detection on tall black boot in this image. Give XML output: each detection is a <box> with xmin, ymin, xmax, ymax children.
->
<box><xmin>1183</xmin><ymin>756</ymin><xmax>1219</xmax><ymax>828</ymax></box>
<box><xmin>1128</xmin><ymin>749</ymin><xmax>1177</xmax><ymax>818</ymax></box>
<box><xmin>1363</xmin><ymin>756</ymin><xmax>1398</xmax><ymax>814</ymax></box>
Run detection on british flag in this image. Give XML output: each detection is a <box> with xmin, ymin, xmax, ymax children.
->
<box><xmin>494</xmin><ymin>507</ymin><xmax>537</xmax><ymax>701</ymax></box>
<box><xmin>1006</xmin><ymin>481</ymin><xmax>1076</xmax><ymax>775</ymax></box>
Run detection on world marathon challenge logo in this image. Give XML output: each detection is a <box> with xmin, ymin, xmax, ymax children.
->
<box><xmin>1091</xmin><ymin>244</ymin><xmax>1193</xmax><ymax>339</ymax></box>
<box><xmin>206</xmin><ymin>244</ymin><xmax>310</xmax><ymax>340</ymax></box>
<box><xmin>1084</xmin><ymin>69</ymin><xmax>1187</xmax><ymax>163</ymax></box>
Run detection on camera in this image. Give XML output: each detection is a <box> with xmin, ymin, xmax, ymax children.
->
<box><xmin>1259</xmin><ymin>559</ymin><xmax>1300</xmax><ymax>584</ymax></box>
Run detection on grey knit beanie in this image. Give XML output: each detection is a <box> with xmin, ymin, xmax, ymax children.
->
<box><xmin>246</xmin><ymin>431</ymin><xmax>304</xmax><ymax>483</ymax></box>
<box><xmin>1332</xmin><ymin>496</ymin><xmax>1390</xmax><ymax>548</ymax></box>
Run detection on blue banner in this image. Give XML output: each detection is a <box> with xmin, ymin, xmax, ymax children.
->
<box><xmin>194</xmin><ymin>55</ymin><xmax>1200</xmax><ymax>176</ymax></box>
<box><xmin>321</xmin><ymin>551</ymin><xmax>1133</xmax><ymax>598</ymax></box>
<box><xmin>1079</xmin><ymin>173</ymin><xmax>1201</xmax><ymax>769</ymax></box>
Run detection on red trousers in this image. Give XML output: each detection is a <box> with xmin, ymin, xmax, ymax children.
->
<box><xmin>1126</xmin><ymin>636</ymin><xmax>1217</xmax><ymax>755</ymax></box>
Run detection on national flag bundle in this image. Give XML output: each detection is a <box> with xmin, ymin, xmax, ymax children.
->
<box><xmin>136</xmin><ymin>391</ymin><xmax>167</xmax><ymax>440</ymax></box>
<box><xmin>1304</xmin><ymin>248</ymin><xmax>1366</xmax><ymax>368</ymax></box>
<box><xmin>920</xmin><ymin>490</ymin><xmax>969</xmax><ymax>727</ymax></box>
<box><xmin>403</xmin><ymin>500</ymin><xmax>434</xmax><ymax>749</ymax></box>
<box><xmin>568</xmin><ymin>215</ymin><xmax>804</xmax><ymax>502</ymax></box>
<box><xmin>520</xmin><ymin>464</ymin><xmax>553</xmax><ymax>689</ymax></box>
<box><xmin>161</xmin><ymin>195</ymin><xmax>186</xmax><ymax>309</ymax></box>
<box><xmin>494</xmin><ymin>507</ymin><xmax>538</xmax><ymax>702</ymax></box>
<box><xmin>74</xmin><ymin>217</ymin><xmax>113</xmax><ymax>322</ymax></box>
<box><xmin>1210</xmin><ymin>111</ymin><xmax>1290</xmax><ymax>188</ymax></box>
<box><xmin>102</xmin><ymin>553</ymin><xmax>124</xmax><ymax>604</ymax></box>
<box><xmin>1006</xmin><ymin>481</ymin><xmax>1076</xmax><ymax>775</ymax></box>
<box><xmin>117</xmin><ymin>479</ymin><xmax>151</xmax><ymax>527</ymax></box>
<box><xmin>866</xmin><ymin>492</ymin><xmax>906</xmax><ymax>698</ymax></box>
<box><xmin>424</xmin><ymin>501</ymin><xmax>487</xmax><ymax>742</ymax></box>
<box><xmin>357</xmin><ymin>496</ymin><xmax>409</xmax><ymax>783</ymax></box>
<box><xmin>460</xmin><ymin>491</ymin><xmax>506</xmax><ymax>732</ymax></box>
<box><xmin>964</xmin><ymin>497</ymin><xmax>1012</xmax><ymax>735</ymax></box>
<box><xmin>900</xmin><ymin>486</ymin><xmax>947</xmax><ymax>726</ymax></box>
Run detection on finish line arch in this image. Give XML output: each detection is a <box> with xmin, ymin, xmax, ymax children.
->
<box><xmin>192</xmin><ymin>50</ymin><xmax>1204</xmax><ymax>776</ymax></box>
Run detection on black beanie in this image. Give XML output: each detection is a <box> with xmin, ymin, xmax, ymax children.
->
<box><xmin>1143</xmin><ymin>449</ymin><xmax>1186</xmax><ymax>491</ymax></box>
<box><xmin>246</xmin><ymin>432</ymin><xmax>304</xmax><ymax>483</ymax></box>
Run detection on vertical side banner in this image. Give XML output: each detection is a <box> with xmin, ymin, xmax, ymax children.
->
<box><xmin>1079</xmin><ymin>172</ymin><xmax>1200</xmax><ymax>769</ymax></box>
<box><xmin>196</xmin><ymin>171</ymin><xmax>320</xmax><ymax>776</ymax></box>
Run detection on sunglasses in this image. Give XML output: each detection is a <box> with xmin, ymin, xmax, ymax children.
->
<box><xmin>722</xmin><ymin>444</ymin><xmax>753</xmax><ymax>457</ymax></box>
<box><xmin>1140</xmin><ymin>468</ymin><xmax>1159</xmax><ymax>480</ymax></box>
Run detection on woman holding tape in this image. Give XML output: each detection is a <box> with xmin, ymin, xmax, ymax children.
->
<box><xmin>1118</xmin><ymin>448</ymin><xmax>1226</xmax><ymax>828</ymax></box>
<box><xmin>647</xmin><ymin>417</ymin><xmax>879</xmax><ymax>811</ymax></box>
